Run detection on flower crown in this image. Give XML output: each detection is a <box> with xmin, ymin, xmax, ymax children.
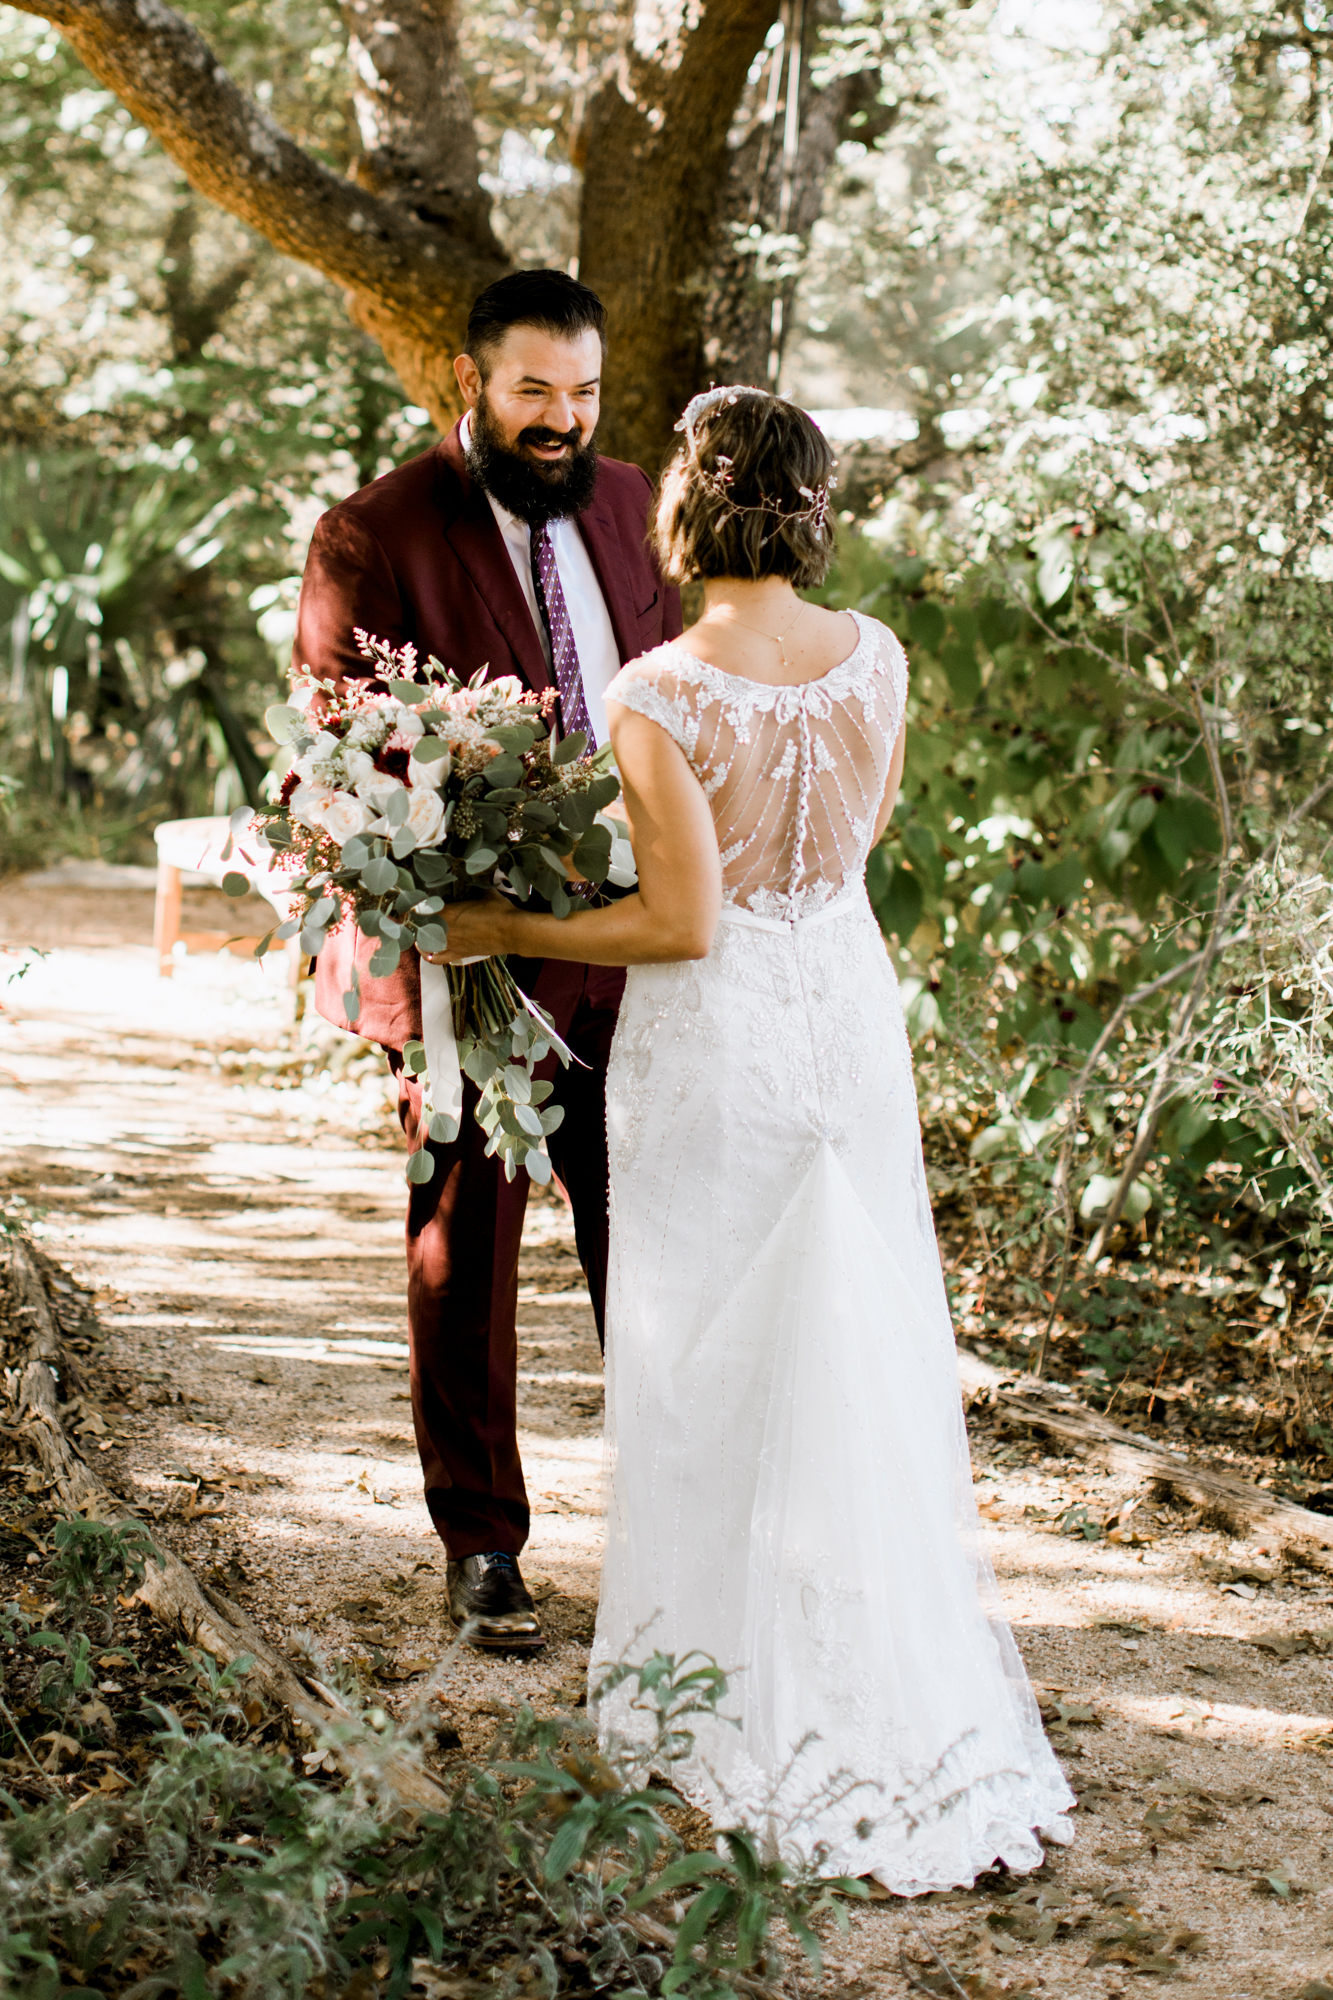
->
<box><xmin>675</xmin><ymin>385</ymin><xmax>835</xmax><ymax>532</ymax></box>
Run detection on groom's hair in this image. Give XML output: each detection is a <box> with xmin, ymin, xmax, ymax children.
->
<box><xmin>465</xmin><ymin>270</ymin><xmax>607</xmax><ymax>379</ymax></box>
<box><xmin>653</xmin><ymin>389</ymin><xmax>835</xmax><ymax>589</ymax></box>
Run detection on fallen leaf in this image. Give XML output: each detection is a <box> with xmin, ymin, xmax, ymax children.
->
<box><xmin>1250</xmin><ymin>1629</ymin><xmax>1308</xmax><ymax>1659</ymax></box>
<box><xmin>1253</xmin><ymin>1863</ymin><xmax>1304</xmax><ymax>1900</ymax></box>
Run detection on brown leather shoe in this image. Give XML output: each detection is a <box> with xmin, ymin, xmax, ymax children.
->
<box><xmin>446</xmin><ymin>1552</ymin><xmax>544</xmax><ymax>1651</ymax></box>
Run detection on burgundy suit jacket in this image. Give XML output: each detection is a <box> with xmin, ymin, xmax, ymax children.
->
<box><xmin>291</xmin><ymin>421</ymin><xmax>681</xmax><ymax>1047</ymax></box>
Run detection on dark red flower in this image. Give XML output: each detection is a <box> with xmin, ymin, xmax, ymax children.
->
<box><xmin>279</xmin><ymin>768</ymin><xmax>299</xmax><ymax>803</ymax></box>
<box><xmin>376</xmin><ymin>746</ymin><xmax>411</xmax><ymax>780</ymax></box>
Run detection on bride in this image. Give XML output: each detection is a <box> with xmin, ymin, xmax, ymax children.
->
<box><xmin>428</xmin><ymin>386</ymin><xmax>1074</xmax><ymax>1893</ymax></box>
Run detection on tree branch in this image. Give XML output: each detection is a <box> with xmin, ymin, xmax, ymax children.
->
<box><xmin>11</xmin><ymin>0</ymin><xmax>506</xmax><ymax>420</ymax></box>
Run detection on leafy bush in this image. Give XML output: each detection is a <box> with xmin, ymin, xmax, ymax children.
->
<box><xmin>0</xmin><ymin>1521</ymin><xmax>870</xmax><ymax>1999</ymax></box>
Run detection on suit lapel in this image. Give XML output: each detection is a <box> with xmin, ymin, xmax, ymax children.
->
<box><xmin>576</xmin><ymin>495</ymin><xmax>640</xmax><ymax>668</ymax></box>
<box><xmin>435</xmin><ymin>427</ymin><xmax>552</xmax><ymax>696</ymax></box>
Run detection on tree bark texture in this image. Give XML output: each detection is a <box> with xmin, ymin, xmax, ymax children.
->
<box><xmin>576</xmin><ymin>0</ymin><xmax>785</xmax><ymax>468</ymax></box>
<box><xmin>10</xmin><ymin>0</ymin><xmax>866</xmax><ymax>466</ymax></box>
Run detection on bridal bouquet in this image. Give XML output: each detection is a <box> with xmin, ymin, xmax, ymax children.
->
<box><xmin>257</xmin><ymin>632</ymin><xmax>629</xmax><ymax>1185</ymax></box>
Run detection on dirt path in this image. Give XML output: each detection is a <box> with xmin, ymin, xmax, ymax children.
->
<box><xmin>5</xmin><ymin>870</ymin><xmax>1333</xmax><ymax>1999</ymax></box>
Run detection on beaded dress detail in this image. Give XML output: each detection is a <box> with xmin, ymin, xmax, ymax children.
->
<box><xmin>592</xmin><ymin>610</ymin><xmax>1074</xmax><ymax>1895</ymax></box>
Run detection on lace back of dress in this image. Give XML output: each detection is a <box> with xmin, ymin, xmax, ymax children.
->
<box><xmin>608</xmin><ymin>612</ymin><xmax>907</xmax><ymax>922</ymax></box>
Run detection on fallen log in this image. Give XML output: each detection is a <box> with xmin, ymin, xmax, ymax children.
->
<box><xmin>3</xmin><ymin>1234</ymin><xmax>451</xmax><ymax>1812</ymax></box>
<box><xmin>957</xmin><ymin>1347</ymin><xmax>1333</xmax><ymax>1562</ymax></box>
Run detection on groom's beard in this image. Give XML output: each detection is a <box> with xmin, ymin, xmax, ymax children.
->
<box><xmin>466</xmin><ymin>391</ymin><xmax>599</xmax><ymax>526</ymax></box>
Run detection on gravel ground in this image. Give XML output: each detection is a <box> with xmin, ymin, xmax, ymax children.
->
<box><xmin>4</xmin><ymin>875</ymin><xmax>1333</xmax><ymax>1999</ymax></box>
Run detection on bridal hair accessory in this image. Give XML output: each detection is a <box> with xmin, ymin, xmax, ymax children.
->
<box><xmin>676</xmin><ymin>385</ymin><xmax>835</xmax><ymax>530</ymax></box>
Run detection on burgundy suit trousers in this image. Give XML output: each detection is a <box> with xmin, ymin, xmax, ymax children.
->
<box><xmin>391</xmin><ymin>954</ymin><xmax>625</xmax><ymax>1560</ymax></box>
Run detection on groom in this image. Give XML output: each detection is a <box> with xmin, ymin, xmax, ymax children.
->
<box><xmin>293</xmin><ymin>270</ymin><xmax>681</xmax><ymax>1649</ymax></box>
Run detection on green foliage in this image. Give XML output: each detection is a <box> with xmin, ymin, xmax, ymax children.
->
<box><xmin>0</xmin><ymin>1545</ymin><xmax>869</xmax><ymax>1999</ymax></box>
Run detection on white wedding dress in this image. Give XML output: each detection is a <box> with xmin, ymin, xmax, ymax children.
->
<box><xmin>590</xmin><ymin>610</ymin><xmax>1074</xmax><ymax>1895</ymax></box>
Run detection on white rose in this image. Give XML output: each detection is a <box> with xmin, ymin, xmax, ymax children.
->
<box><xmin>290</xmin><ymin>779</ymin><xmax>337</xmax><ymax>830</ymax></box>
<box><xmin>322</xmin><ymin>794</ymin><xmax>375</xmax><ymax>845</ymax></box>
<box><xmin>399</xmin><ymin>786</ymin><xmax>445</xmax><ymax>850</ymax></box>
<box><xmin>354</xmin><ymin>771</ymin><xmax>407</xmax><ymax>816</ymax></box>
<box><xmin>488</xmin><ymin>675</ymin><xmax>524</xmax><ymax>702</ymax></box>
<box><xmin>408</xmin><ymin>746</ymin><xmax>452</xmax><ymax>788</ymax></box>
<box><xmin>341</xmin><ymin>747</ymin><xmax>375</xmax><ymax>785</ymax></box>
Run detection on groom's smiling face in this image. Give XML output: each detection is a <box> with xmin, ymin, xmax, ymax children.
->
<box><xmin>454</xmin><ymin>324</ymin><xmax>602</xmax><ymax>525</ymax></box>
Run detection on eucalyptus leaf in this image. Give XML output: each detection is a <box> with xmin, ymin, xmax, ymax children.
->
<box><xmin>558</xmin><ymin>792</ymin><xmax>597</xmax><ymax>834</ymax></box>
<box><xmin>428</xmin><ymin>1112</ymin><xmax>460</xmax><ymax>1144</ymax></box>
<box><xmin>489</xmin><ymin>723</ymin><xmax>539</xmax><ymax>752</ymax></box>
<box><xmin>264</xmin><ymin>703</ymin><xmax>302</xmax><ymax>742</ymax></box>
<box><xmin>360</xmin><ymin>857</ymin><xmax>399</xmax><ymax>894</ymax></box>
<box><xmin>299</xmin><ymin>927</ymin><xmax>327</xmax><ymax>956</ymax></box>
<box><xmin>553</xmin><ymin>730</ymin><xmax>588</xmax><ymax>766</ymax></box>
<box><xmin>383</xmin><ymin>786</ymin><xmax>410</xmax><ymax>829</ymax></box>
<box><xmin>342</xmin><ymin>835</ymin><xmax>371</xmax><ymax>869</ymax></box>
<box><xmin>587</xmin><ymin>773</ymin><xmax>621</xmax><ymax>810</ymax></box>
<box><xmin>514</xmin><ymin>1103</ymin><xmax>544</xmax><ymax>1137</ymax></box>
<box><xmin>414</xmin><ymin>851</ymin><xmax>454</xmax><ymax>887</ymax></box>
<box><xmin>275</xmin><ymin>917</ymin><xmax>302</xmax><ymax>940</ymax></box>
<box><xmin>369</xmin><ymin>941</ymin><xmax>401</xmax><ymax>978</ymax></box>
<box><xmin>412</xmin><ymin>735</ymin><xmax>451</xmax><ymax>763</ymax></box>
<box><xmin>484</xmin><ymin>755</ymin><xmax>525</xmax><ymax>788</ymax></box>
<box><xmin>415</xmin><ymin>922</ymin><xmax>448</xmax><ymax>953</ymax></box>
<box><xmin>526</xmin><ymin>1149</ymin><xmax>553</xmax><ymax>1185</ymax></box>
<box><xmin>222</xmin><ymin>871</ymin><xmax>250</xmax><ymax>898</ymax></box>
<box><xmin>387</xmin><ymin>677</ymin><xmax>422</xmax><ymax>702</ymax></box>
<box><xmin>502</xmin><ymin>1064</ymin><xmax>533</xmax><ymax>1104</ymax></box>
<box><xmin>390</xmin><ymin>824</ymin><xmax>418</xmax><ymax>858</ymax></box>
<box><xmin>465</xmin><ymin>847</ymin><xmax>499</xmax><ymax>874</ymax></box>
<box><xmin>405</xmin><ymin>1148</ymin><xmax>435</xmax><ymax>1184</ymax></box>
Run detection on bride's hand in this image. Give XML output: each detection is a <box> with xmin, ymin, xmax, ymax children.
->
<box><xmin>420</xmin><ymin>893</ymin><xmax>514</xmax><ymax>964</ymax></box>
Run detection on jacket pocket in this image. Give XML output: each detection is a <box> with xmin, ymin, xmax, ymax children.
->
<box><xmin>635</xmin><ymin>588</ymin><xmax>660</xmax><ymax>619</ymax></box>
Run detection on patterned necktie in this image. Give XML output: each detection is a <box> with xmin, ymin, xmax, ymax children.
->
<box><xmin>530</xmin><ymin>523</ymin><xmax>594</xmax><ymax>748</ymax></box>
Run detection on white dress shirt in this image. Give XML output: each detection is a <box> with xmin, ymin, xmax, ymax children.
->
<box><xmin>460</xmin><ymin>411</ymin><xmax>621</xmax><ymax>746</ymax></box>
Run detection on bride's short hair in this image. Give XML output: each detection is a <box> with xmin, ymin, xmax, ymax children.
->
<box><xmin>653</xmin><ymin>386</ymin><xmax>835</xmax><ymax>588</ymax></box>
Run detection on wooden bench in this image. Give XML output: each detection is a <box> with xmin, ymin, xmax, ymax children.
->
<box><xmin>153</xmin><ymin>815</ymin><xmax>300</xmax><ymax>981</ymax></box>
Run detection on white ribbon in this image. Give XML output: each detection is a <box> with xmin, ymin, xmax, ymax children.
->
<box><xmin>418</xmin><ymin>953</ymin><xmax>488</xmax><ymax>1126</ymax></box>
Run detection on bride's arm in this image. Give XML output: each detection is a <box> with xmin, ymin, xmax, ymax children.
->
<box><xmin>422</xmin><ymin>702</ymin><xmax>723</xmax><ymax>968</ymax></box>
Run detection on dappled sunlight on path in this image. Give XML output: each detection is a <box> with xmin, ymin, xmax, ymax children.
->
<box><xmin>5</xmin><ymin>881</ymin><xmax>1333</xmax><ymax>1994</ymax></box>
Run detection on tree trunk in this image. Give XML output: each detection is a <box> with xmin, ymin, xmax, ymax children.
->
<box><xmin>576</xmin><ymin>0</ymin><xmax>785</xmax><ymax>469</ymax></box>
<box><xmin>702</xmin><ymin>2</ymin><xmax>891</xmax><ymax>392</ymax></box>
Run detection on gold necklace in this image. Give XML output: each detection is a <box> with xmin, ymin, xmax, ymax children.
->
<box><xmin>713</xmin><ymin>599</ymin><xmax>808</xmax><ymax>672</ymax></box>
